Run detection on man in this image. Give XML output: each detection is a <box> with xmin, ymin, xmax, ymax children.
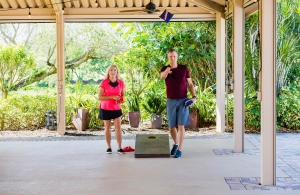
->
<box><xmin>160</xmin><ymin>49</ymin><xmax>196</xmax><ymax>158</ymax></box>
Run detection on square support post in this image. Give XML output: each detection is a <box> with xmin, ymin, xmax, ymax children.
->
<box><xmin>216</xmin><ymin>12</ymin><xmax>226</xmax><ymax>133</ymax></box>
<box><xmin>233</xmin><ymin>0</ymin><xmax>245</xmax><ymax>153</ymax></box>
<box><xmin>56</xmin><ymin>13</ymin><xmax>66</xmax><ymax>135</ymax></box>
<box><xmin>260</xmin><ymin>0</ymin><xmax>276</xmax><ymax>186</ymax></box>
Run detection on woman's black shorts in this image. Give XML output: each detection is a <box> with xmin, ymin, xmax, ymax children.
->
<box><xmin>99</xmin><ymin>109</ymin><xmax>122</xmax><ymax>120</ymax></box>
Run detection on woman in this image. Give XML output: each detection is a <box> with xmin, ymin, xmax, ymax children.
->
<box><xmin>98</xmin><ymin>65</ymin><xmax>125</xmax><ymax>154</ymax></box>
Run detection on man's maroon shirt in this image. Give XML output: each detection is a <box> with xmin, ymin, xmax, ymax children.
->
<box><xmin>161</xmin><ymin>64</ymin><xmax>191</xmax><ymax>99</ymax></box>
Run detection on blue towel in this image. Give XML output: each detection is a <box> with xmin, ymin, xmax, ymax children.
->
<box><xmin>182</xmin><ymin>98</ymin><xmax>194</xmax><ymax>107</ymax></box>
<box><xmin>159</xmin><ymin>10</ymin><xmax>174</xmax><ymax>23</ymax></box>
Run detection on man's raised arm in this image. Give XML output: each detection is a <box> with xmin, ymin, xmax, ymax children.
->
<box><xmin>161</xmin><ymin>67</ymin><xmax>172</xmax><ymax>79</ymax></box>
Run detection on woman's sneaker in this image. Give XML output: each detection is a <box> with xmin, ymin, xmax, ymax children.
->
<box><xmin>106</xmin><ymin>148</ymin><xmax>112</xmax><ymax>154</ymax></box>
<box><xmin>117</xmin><ymin>148</ymin><xmax>125</xmax><ymax>154</ymax></box>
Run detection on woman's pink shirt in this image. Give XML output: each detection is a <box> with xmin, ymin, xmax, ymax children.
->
<box><xmin>99</xmin><ymin>78</ymin><xmax>125</xmax><ymax>110</ymax></box>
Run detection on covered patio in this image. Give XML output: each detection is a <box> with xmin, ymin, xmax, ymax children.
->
<box><xmin>0</xmin><ymin>133</ymin><xmax>300</xmax><ymax>194</ymax></box>
<box><xmin>0</xmin><ymin>0</ymin><xmax>280</xmax><ymax>187</ymax></box>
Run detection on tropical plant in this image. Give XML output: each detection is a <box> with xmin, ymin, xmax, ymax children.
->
<box><xmin>79</xmin><ymin>96</ymin><xmax>102</xmax><ymax>129</ymax></box>
<box><xmin>276</xmin><ymin>0</ymin><xmax>300</xmax><ymax>93</ymax></box>
<box><xmin>126</xmin><ymin>95</ymin><xmax>140</xmax><ymax>112</ymax></box>
<box><xmin>68</xmin><ymin>81</ymin><xmax>88</xmax><ymax>111</ymax></box>
<box><xmin>229</xmin><ymin>0</ymin><xmax>300</xmax><ymax>98</ymax></box>
<box><xmin>192</xmin><ymin>81</ymin><xmax>216</xmax><ymax>125</ymax></box>
<box><xmin>244</xmin><ymin>13</ymin><xmax>260</xmax><ymax>97</ymax></box>
<box><xmin>66</xmin><ymin>81</ymin><xmax>98</xmax><ymax>130</ymax></box>
<box><xmin>142</xmin><ymin>89</ymin><xmax>166</xmax><ymax>115</ymax></box>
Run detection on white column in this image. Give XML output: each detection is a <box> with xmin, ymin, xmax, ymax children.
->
<box><xmin>56</xmin><ymin>13</ymin><xmax>66</xmax><ymax>135</ymax></box>
<box><xmin>233</xmin><ymin>0</ymin><xmax>245</xmax><ymax>153</ymax></box>
<box><xmin>260</xmin><ymin>0</ymin><xmax>276</xmax><ymax>186</ymax></box>
<box><xmin>216</xmin><ymin>12</ymin><xmax>226</xmax><ymax>133</ymax></box>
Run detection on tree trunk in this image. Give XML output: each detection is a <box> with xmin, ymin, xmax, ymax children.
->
<box><xmin>0</xmin><ymin>114</ymin><xmax>4</xmax><ymax>130</ymax></box>
<box><xmin>2</xmin><ymin>91</ymin><xmax>7</xmax><ymax>99</ymax></box>
<box><xmin>1</xmin><ymin>92</ymin><xmax>7</xmax><ymax>130</ymax></box>
<box><xmin>14</xmin><ymin>47</ymin><xmax>95</xmax><ymax>89</ymax></box>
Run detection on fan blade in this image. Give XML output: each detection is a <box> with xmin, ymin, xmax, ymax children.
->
<box><xmin>119</xmin><ymin>9</ymin><xmax>145</xmax><ymax>13</ymax></box>
<box><xmin>143</xmin><ymin>9</ymin><xmax>160</xmax><ymax>13</ymax></box>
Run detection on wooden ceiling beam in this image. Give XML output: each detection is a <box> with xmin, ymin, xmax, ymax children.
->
<box><xmin>189</xmin><ymin>0</ymin><xmax>224</xmax><ymax>13</ymax></box>
<box><xmin>50</xmin><ymin>0</ymin><xmax>63</xmax><ymax>13</ymax></box>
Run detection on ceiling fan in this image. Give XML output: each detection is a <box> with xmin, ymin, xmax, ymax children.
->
<box><xmin>119</xmin><ymin>1</ymin><xmax>161</xmax><ymax>14</ymax></box>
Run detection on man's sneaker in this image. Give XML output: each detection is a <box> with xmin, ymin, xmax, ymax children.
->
<box><xmin>174</xmin><ymin>150</ymin><xmax>182</xmax><ymax>158</ymax></box>
<box><xmin>106</xmin><ymin>148</ymin><xmax>112</xmax><ymax>154</ymax></box>
<box><xmin>170</xmin><ymin>144</ymin><xmax>178</xmax><ymax>155</ymax></box>
<box><xmin>117</xmin><ymin>149</ymin><xmax>125</xmax><ymax>154</ymax></box>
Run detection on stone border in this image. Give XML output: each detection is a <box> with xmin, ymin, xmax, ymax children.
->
<box><xmin>225</xmin><ymin>177</ymin><xmax>300</xmax><ymax>190</ymax></box>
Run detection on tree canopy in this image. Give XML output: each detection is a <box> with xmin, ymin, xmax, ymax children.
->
<box><xmin>0</xmin><ymin>45</ymin><xmax>35</xmax><ymax>99</ymax></box>
<box><xmin>113</xmin><ymin>22</ymin><xmax>216</xmax><ymax>90</ymax></box>
<box><xmin>0</xmin><ymin>23</ymin><xmax>128</xmax><ymax>93</ymax></box>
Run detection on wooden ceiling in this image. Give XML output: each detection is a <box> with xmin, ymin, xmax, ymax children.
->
<box><xmin>0</xmin><ymin>0</ymin><xmax>258</xmax><ymax>22</ymax></box>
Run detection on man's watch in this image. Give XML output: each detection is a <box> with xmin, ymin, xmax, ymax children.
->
<box><xmin>192</xmin><ymin>96</ymin><xmax>196</xmax><ymax>99</ymax></box>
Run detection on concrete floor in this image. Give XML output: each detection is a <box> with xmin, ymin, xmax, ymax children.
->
<box><xmin>0</xmin><ymin>134</ymin><xmax>299</xmax><ymax>195</ymax></box>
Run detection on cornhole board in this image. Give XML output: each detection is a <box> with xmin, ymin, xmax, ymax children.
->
<box><xmin>135</xmin><ymin>134</ymin><xmax>170</xmax><ymax>158</ymax></box>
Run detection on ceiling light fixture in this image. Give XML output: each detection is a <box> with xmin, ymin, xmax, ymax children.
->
<box><xmin>62</xmin><ymin>1</ymin><xmax>65</xmax><ymax>13</ymax></box>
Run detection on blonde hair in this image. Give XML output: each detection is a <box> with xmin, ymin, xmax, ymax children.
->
<box><xmin>104</xmin><ymin>64</ymin><xmax>121</xmax><ymax>79</ymax></box>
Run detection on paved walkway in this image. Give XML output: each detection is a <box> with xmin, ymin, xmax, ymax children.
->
<box><xmin>0</xmin><ymin>133</ymin><xmax>300</xmax><ymax>194</ymax></box>
<box><xmin>224</xmin><ymin>133</ymin><xmax>300</xmax><ymax>190</ymax></box>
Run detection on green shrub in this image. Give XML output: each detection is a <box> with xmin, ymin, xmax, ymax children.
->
<box><xmin>277</xmin><ymin>84</ymin><xmax>300</xmax><ymax>130</ymax></box>
<box><xmin>245</xmin><ymin>97</ymin><xmax>261</xmax><ymax>130</ymax></box>
<box><xmin>4</xmin><ymin>82</ymin><xmax>300</xmax><ymax>131</ymax></box>
<box><xmin>227</xmin><ymin>86</ymin><xmax>300</xmax><ymax>131</ymax></box>
<box><xmin>227</xmin><ymin>94</ymin><xmax>261</xmax><ymax>131</ymax></box>
<box><xmin>0</xmin><ymin>94</ymin><xmax>56</xmax><ymax>130</ymax></box>
<box><xmin>0</xmin><ymin>84</ymin><xmax>102</xmax><ymax>130</ymax></box>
